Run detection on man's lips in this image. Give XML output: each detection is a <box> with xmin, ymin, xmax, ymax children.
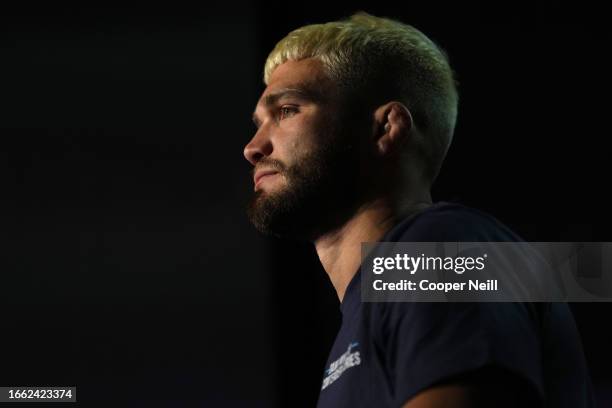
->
<box><xmin>254</xmin><ymin>169</ymin><xmax>280</xmax><ymax>188</ymax></box>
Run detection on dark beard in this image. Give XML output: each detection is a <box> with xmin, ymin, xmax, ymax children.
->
<box><xmin>246</xmin><ymin>136</ymin><xmax>363</xmax><ymax>241</ymax></box>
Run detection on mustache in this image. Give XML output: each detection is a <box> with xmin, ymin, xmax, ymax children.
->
<box><xmin>251</xmin><ymin>158</ymin><xmax>287</xmax><ymax>177</ymax></box>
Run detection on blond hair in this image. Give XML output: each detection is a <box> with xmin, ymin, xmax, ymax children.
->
<box><xmin>264</xmin><ymin>12</ymin><xmax>459</xmax><ymax>182</ymax></box>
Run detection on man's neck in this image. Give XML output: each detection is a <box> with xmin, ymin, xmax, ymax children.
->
<box><xmin>313</xmin><ymin>196</ymin><xmax>432</xmax><ymax>302</ymax></box>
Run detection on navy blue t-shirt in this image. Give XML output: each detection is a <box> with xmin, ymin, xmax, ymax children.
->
<box><xmin>316</xmin><ymin>201</ymin><xmax>594</xmax><ymax>407</ymax></box>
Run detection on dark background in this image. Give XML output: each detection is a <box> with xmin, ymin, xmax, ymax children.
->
<box><xmin>1</xmin><ymin>1</ymin><xmax>610</xmax><ymax>407</ymax></box>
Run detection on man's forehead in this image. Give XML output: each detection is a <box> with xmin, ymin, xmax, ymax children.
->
<box><xmin>268</xmin><ymin>57</ymin><xmax>328</xmax><ymax>85</ymax></box>
<box><xmin>258</xmin><ymin>59</ymin><xmax>332</xmax><ymax>103</ymax></box>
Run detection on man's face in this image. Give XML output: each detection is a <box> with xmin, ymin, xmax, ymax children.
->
<box><xmin>244</xmin><ymin>58</ymin><xmax>366</xmax><ymax>239</ymax></box>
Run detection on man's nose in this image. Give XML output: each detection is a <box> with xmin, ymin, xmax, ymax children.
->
<box><xmin>243</xmin><ymin>128</ymin><xmax>273</xmax><ymax>165</ymax></box>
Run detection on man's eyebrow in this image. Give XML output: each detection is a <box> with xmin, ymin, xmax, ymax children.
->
<box><xmin>262</xmin><ymin>87</ymin><xmax>320</xmax><ymax>106</ymax></box>
<box><xmin>252</xmin><ymin>87</ymin><xmax>322</xmax><ymax>128</ymax></box>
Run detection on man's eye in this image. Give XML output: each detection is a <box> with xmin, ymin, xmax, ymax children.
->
<box><xmin>279</xmin><ymin>106</ymin><xmax>298</xmax><ymax>120</ymax></box>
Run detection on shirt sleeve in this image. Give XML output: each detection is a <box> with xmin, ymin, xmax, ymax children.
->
<box><xmin>373</xmin><ymin>301</ymin><xmax>545</xmax><ymax>406</ymax></box>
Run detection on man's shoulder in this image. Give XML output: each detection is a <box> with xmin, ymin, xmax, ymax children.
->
<box><xmin>385</xmin><ymin>201</ymin><xmax>523</xmax><ymax>242</ymax></box>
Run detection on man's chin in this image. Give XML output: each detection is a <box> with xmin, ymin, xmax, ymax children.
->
<box><xmin>246</xmin><ymin>188</ymin><xmax>312</xmax><ymax>240</ymax></box>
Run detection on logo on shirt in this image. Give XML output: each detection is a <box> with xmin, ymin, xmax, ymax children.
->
<box><xmin>321</xmin><ymin>341</ymin><xmax>362</xmax><ymax>390</ymax></box>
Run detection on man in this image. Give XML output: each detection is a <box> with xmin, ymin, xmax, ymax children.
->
<box><xmin>244</xmin><ymin>12</ymin><xmax>594</xmax><ymax>407</ymax></box>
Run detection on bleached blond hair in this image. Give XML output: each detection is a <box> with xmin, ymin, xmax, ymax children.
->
<box><xmin>264</xmin><ymin>12</ymin><xmax>459</xmax><ymax>183</ymax></box>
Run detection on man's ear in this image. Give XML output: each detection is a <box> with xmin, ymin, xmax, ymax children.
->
<box><xmin>372</xmin><ymin>101</ymin><xmax>413</xmax><ymax>156</ymax></box>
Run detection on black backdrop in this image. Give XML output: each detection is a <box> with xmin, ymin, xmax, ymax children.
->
<box><xmin>2</xmin><ymin>1</ymin><xmax>610</xmax><ymax>407</ymax></box>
